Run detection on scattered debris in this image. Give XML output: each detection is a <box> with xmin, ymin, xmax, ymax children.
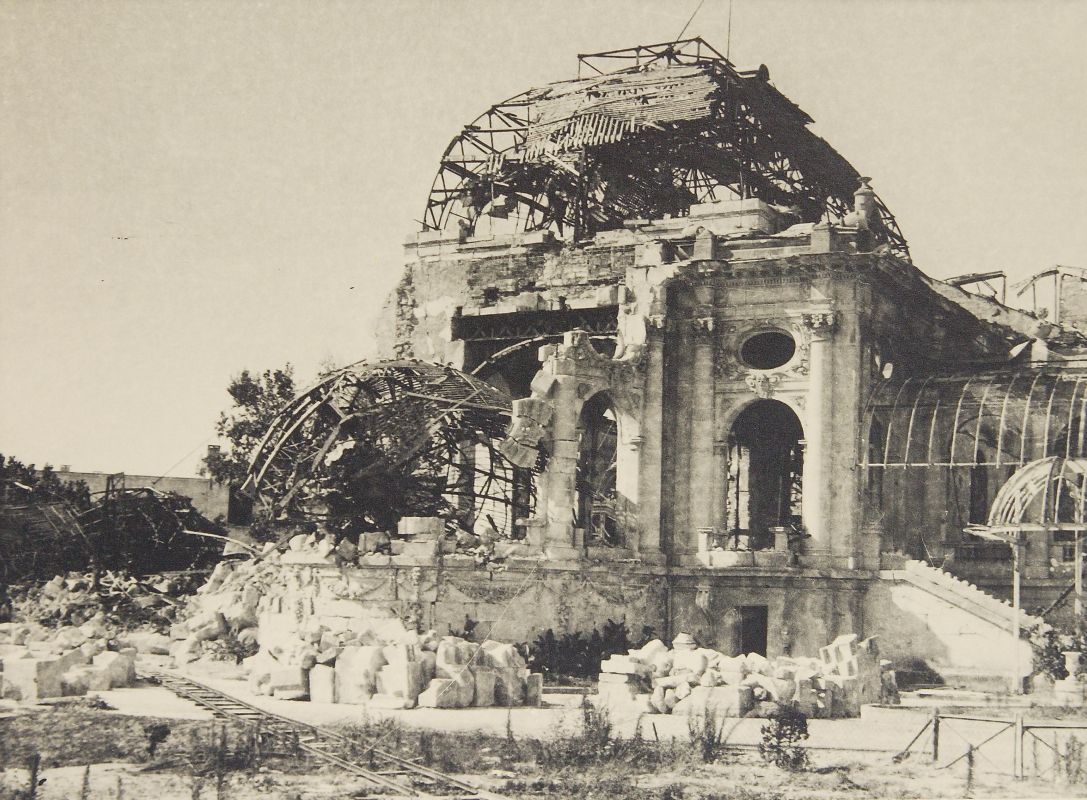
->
<box><xmin>596</xmin><ymin>632</ymin><xmax>898</xmax><ymax>719</ymax></box>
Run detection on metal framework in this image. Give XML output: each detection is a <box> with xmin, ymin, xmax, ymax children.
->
<box><xmin>863</xmin><ymin>368</ymin><xmax>1087</xmax><ymax>468</ymax></box>
<box><xmin>241</xmin><ymin>361</ymin><xmax>538</xmax><ymax>538</ymax></box>
<box><xmin>423</xmin><ymin>38</ymin><xmax>909</xmax><ymax>259</ymax></box>
<box><xmin>976</xmin><ymin>457</ymin><xmax>1087</xmax><ymax>536</ymax></box>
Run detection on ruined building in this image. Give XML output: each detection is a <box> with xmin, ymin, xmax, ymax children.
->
<box><xmin>248</xmin><ymin>40</ymin><xmax>1087</xmax><ymax>688</ymax></box>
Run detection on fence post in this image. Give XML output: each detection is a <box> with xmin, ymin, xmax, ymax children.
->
<box><xmin>932</xmin><ymin>708</ymin><xmax>941</xmax><ymax>762</ymax></box>
<box><xmin>1014</xmin><ymin>714</ymin><xmax>1024</xmax><ymax>779</ymax></box>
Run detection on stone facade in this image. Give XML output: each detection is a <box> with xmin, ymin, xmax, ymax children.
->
<box><xmin>355</xmin><ymin>190</ymin><xmax>1050</xmax><ymax>677</ymax></box>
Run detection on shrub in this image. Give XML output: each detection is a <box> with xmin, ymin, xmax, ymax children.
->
<box><xmin>759</xmin><ymin>706</ymin><xmax>809</xmax><ymax>771</ymax></box>
<box><xmin>527</xmin><ymin>619</ymin><xmax>640</xmax><ymax>679</ymax></box>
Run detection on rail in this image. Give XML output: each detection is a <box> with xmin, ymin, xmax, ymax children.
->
<box><xmin>141</xmin><ymin>666</ymin><xmax>503</xmax><ymax>800</ymax></box>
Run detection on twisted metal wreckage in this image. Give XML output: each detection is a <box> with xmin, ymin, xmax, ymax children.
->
<box><xmin>0</xmin><ymin>477</ymin><xmax>223</xmax><ymax>582</ymax></box>
<box><xmin>239</xmin><ymin>361</ymin><xmax>542</xmax><ymax>542</ymax></box>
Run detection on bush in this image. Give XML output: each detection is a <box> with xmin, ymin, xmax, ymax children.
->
<box><xmin>527</xmin><ymin>619</ymin><xmax>650</xmax><ymax>680</ymax></box>
<box><xmin>1028</xmin><ymin>624</ymin><xmax>1087</xmax><ymax>681</ymax></box>
<box><xmin>759</xmin><ymin>706</ymin><xmax>809</xmax><ymax>771</ymax></box>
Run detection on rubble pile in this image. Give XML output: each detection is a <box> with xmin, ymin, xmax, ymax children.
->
<box><xmin>0</xmin><ymin>616</ymin><xmax>138</xmax><ymax>702</ymax></box>
<box><xmin>9</xmin><ymin>570</ymin><xmax>197</xmax><ymax>631</ymax></box>
<box><xmin>173</xmin><ymin>542</ymin><xmax>544</xmax><ymax>709</ymax></box>
<box><xmin>244</xmin><ymin>630</ymin><xmax>542</xmax><ymax>710</ymax></box>
<box><xmin>597</xmin><ymin>632</ymin><xmax>898</xmax><ymax>719</ymax></box>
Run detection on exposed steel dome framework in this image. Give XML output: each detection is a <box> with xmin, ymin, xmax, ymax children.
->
<box><xmin>423</xmin><ymin>38</ymin><xmax>909</xmax><ymax>260</ymax></box>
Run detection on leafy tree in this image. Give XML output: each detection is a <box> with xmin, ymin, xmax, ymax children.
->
<box><xmin>201</xmin><ymin>366</ymin><xmax>296</xmax><ymax>486</ymax></box>
<box><xmin>0</xmin><ymin>453</ymin><xmax>90</xmax><ymax>509</ymax></box>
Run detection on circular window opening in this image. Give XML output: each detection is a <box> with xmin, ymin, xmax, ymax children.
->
<box><xmin>740</xmin><ymin>331</ymin><xmax>796</xmax><ymax>370</ymax></box>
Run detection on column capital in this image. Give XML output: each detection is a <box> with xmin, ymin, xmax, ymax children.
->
<box><xmin>802</xmin><ymin>310</ymin><xmax>839</xmax><ymax>338</ymax></box>
<box><xmin>689</xmin><ymin>317</ymin><xmax>716</xmax><ymax>338</ymax></box>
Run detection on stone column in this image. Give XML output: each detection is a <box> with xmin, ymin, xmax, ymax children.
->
<box><xmin>636</xmin><ymin>318</ymin><xmax>667</xmax><ymax>562</ymax></box>
<box><xmin>542</xmin><ymin>376</ymin><xmax>583</xmax><ymax>562</ymax></box>
<box><xmin>688</xmin><ymin>318</ymin><xmax>717</xmax><ymax>534</ymax></box>
<box><xmin>800</xmin><ymin>311</ymin><xmax>838</xmax><ymax>559</ymax></box>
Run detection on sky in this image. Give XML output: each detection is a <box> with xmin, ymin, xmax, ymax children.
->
<box><xmin>2</xmin><ymin>0</ymin><xmax>1086</xmax><ymax>478</ymax></box>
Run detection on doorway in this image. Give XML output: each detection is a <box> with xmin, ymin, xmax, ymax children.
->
<box><xmin>739</xmin><ymin>605</ymin><xmax>769</xmax><ymax>656</ymax></box>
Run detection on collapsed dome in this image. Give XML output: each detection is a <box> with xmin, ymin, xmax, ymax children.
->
<box><xmin>423</xmin><ymin>37</ymin><xmax>908</xmax><ymax>259</ymax></box>
<box><xmin>243</xmin><ymin>361</ymin><xmax>539</xmax><ymax>538</ymax></box>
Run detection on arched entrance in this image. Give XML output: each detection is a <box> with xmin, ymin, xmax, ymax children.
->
<box><xmin>726</xmin><ymin>400</ymin><xmax>804</xmax><ymax>549</ymax></box>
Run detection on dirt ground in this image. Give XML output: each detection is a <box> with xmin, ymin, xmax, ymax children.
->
<box><xmin>2</xmin><ymin>692</ymin><xmax>1086</xmax><ymax>799</ymax></box>
<box><xmin>0</xmin><ymin>752</ymin><xmax>1080</xmax><ymax>800</ymax></box>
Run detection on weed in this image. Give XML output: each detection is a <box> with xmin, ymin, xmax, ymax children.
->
<box><xmin>687</xmin><ymin>707</ymin><xmax>727</xmax><ymax>763</ymax></box>
<box><xmin>419</xmin><ymin>730</ymin><xmax>434</xmax><ymax>766</ymax></box>
<box><xmin>1061</xmin><ymin>735</ymin><xmax>1086</xmax><ymax>784</ymax></box>
<box><xmin>143</xmin><ymin>722</ymin><xmax>171</xmax><ymax>758</ymax></box>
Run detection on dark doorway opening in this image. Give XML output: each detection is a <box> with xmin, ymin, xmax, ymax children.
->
<box><xmin>739</xmin><ymin>605</ymin><xmax>769</xmax><ymax>656</ymax></box>
<box><xmin>727</xmin><ymin>400</ymin><xmax>804</xmax><ymax>548</ymax></box>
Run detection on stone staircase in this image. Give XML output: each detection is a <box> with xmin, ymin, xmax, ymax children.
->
<box><xmin>881</xmin><ymin>553</ymin><xmax>1044</xmax><ymax>632</ymax></box>
<box><xmin>869</xmin><ymin>554</ymin><xmax>1041</xmax><ymax>692</ymax></box>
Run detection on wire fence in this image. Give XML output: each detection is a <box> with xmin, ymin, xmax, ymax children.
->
<box><xmin>894</xmin><ymin>708</ymin><xmax>1087</xmax><ymax>783</ymax></box>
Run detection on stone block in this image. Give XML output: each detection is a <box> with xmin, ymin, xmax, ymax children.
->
<box><xmin>743</xmin><ymin>652</ymin><xmax>769</xmax><ymax>675</ymax></box>
<box><xmin>449</xmin><ymin>671</ymin><xmax>475</xmax><ymax>707</ymax></box>
<box><xmin>649</xmin><ymin>650</ymin><xmax>674</xmax><ymax>677</ymax></box>
<box><xmin>54</xmin><ymin>627</ymin><xmax>88</xmax><ymax>649</ymax></box>
<box><xmin>419</xmin><ymin>650</ymin><xmax>437</xmax><ymax>681</ymax></box>
<box><xmin>601</xmin><ymin>655</ymin><xmax>652</xmax><ymax>676</ymax></box>
<box><xmin>653</xmin><ymin>674</ymin><xmax>688</xmax><ymax>689</ymax></box>
<box><xmin>598</xmin><ymin>679</ymin><xmax>640</xmax><ymax>707</ymax></box>
<box><xmin>80</xmin><ymin>640</ymin><xmax>106</xmax><ymax>660</ymax></box>
<box><xmin>61</xmin><ymin>665</ymin><xmax>110</xmax><ymax>695</ymax></box>
<box><xmin>377</xmin><ymin>661</ymin><xmax>426</xmax><ymax>703</ymax></box>
<box><xmin>370</xmin><ymin>693</ymin><xmax>413</xmax><ymax>709</ymax></box>
<box><xmin>269</xmin><ymin>666</ymin><xmax>307</xmax><ymax>695</ymax></box>
<box><xmin>671</xmin><ymin>650</ymin><xmax>709</xmax><ymax>677</ymax></box>
<box><xmin>481</xmin><ymin>640</ymin><xmax>525</xmax><ymax>670</ymax></box>
<box><xmin>93</xmin><ymin>651</ymin><xmax>136</xmax><ymax>687</ymax></box>
<box><xmin>417</xmin><ymin>678</ymin><xmax>458</xmax><ymax>708</ymax></box>
<box><xmin>672</xmin><ymin>684</ymin><xmax>754</xmax><ymax>718</ymax></box>
<box><xmin>472</xmin><ymin>668</ymin><xmax>496</xmax><ymax>706</ymax></box>
<box><xmin>2</xmin><ymin>656</ymin><xmax>65</xmax><ymax>701</ymax></box>
<box><xmin>273</xmin><ymin>687</ymin><xmax>308</xmax><ymax>701</ymax></box>
<box><xmin>398</xmin><ymin>517</ymin><xmax>444</xmax><ymax>538</ymax></box>
<box><xmin>525</xmin><ymin>673</ymin><xmax>543</xmax><ymax>706</ymax></box>
<box><xmin>493</xmin><ymin>667</ymin><xmax>525</xmax><ymax>706</ymax></box>
<box><xmin>335</xmin><ymin>645</ymin><xmax>387</xmax><ymax>704</ymax></box>
<box><xmin>309</xmin><ymin>664</ymin><xmax>336</xmax><ymax>704</ymax></box>
<box><xmin>399</xmin><ymin>540</ymin><xmax>437</xmax><ymax>562</ymax></box>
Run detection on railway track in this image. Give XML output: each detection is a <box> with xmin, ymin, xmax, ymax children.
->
<box><xmin>141</xmin><ymin>666</ymin><xmax>504</xmax><ymax>800</ymax></box>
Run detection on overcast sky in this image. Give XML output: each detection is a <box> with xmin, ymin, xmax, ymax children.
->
<box><xmin>2</xmin><ymin>0</ymin><xmax>1086</xmax><ymax>477</ymax></box>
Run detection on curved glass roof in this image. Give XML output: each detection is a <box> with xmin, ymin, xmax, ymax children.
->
<box><xmin>864</xmin><ymin>367</ymin><xmax>1087</xmax><ymax>467</ymax></box>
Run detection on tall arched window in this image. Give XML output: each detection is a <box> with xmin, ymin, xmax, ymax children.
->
<box><xmin>577</xmin><ymin>392</ymin><xmax>619</xmax><ymax>545</ymax></box>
